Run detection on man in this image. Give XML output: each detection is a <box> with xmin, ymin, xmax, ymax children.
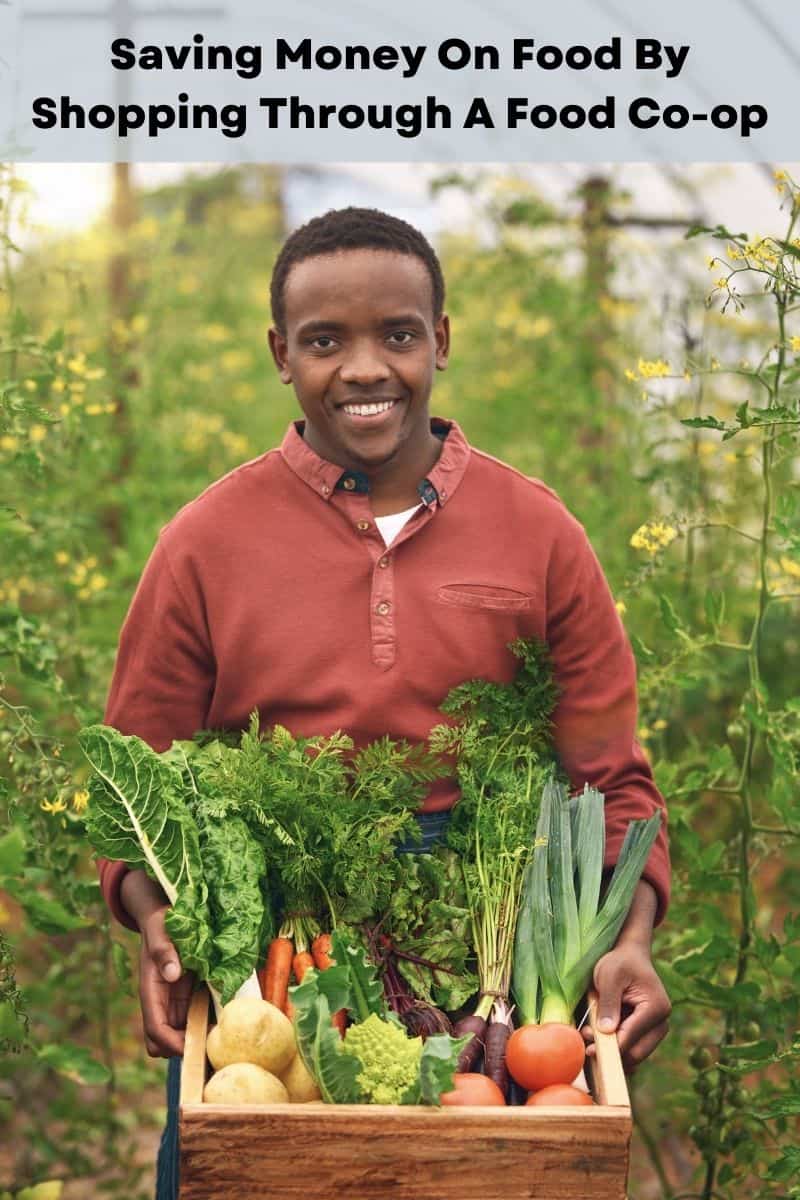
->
<box><xmin>100</xmin><ymin>205</ymin><xmax>670</xmax><ymax>1190</ymax></box>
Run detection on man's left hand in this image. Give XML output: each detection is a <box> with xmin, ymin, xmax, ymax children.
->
<box><xmin>580</xmin><ymin>879</ymin><xmax>671</xmax><ymax>1074</ymax></box>
<box><xmin>583</xmin><ymin>941</ymin><xmax>671</xmax><ymax>1074</ymax></box>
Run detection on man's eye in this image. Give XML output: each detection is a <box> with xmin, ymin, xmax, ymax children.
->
<box><xmin>311</xmin><ymin>335</ymin><xmax>336</xmax><ymax>349</ymax></box>
<box><xmin>388</xmin><ymin>331</ymin><xmax>414</xmax><ymax>345</ymax></box>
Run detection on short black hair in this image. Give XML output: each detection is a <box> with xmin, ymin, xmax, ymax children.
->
<box><xmin>270</xmin><ymin>206</ymin><xmax>445</xmax><ymax>333</ymax></box>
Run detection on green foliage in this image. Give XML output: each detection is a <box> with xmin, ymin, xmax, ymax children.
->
<box><xmin>291</xmin><ymin>930</ymin><xmax>466</xmax><ymax>1106</ymax></box>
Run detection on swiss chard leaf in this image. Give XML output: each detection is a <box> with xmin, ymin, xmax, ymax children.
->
<box><xmin>79</xmin><ymin>725</ymin><xmax>201</xmax><ymax>904</ymax></box>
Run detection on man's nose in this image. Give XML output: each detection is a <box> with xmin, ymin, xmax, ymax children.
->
<box><xmin>338</xmin><ymin>341</ymin><xmax>391</xmax><ymax>385</ymax></box>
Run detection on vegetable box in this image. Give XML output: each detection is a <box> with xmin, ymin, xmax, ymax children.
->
<box><xmin>179</xmin><ymin>988</ymin><xmax>632</xmax><ymax>1200</ymax></box>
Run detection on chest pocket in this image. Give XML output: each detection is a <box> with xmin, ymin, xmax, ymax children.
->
<box><xmin>435</xmin><ymin>583</ymin><xmax>534</xmax><ymax>613</ymax></box>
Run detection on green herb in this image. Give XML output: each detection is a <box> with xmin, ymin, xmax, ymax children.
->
<box><xmin>429</xmin><ymin>639</ymin><xmax>561</xmax><ymax>1027</ymax></box>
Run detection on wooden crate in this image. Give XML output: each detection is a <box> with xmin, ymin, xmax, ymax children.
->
<box><xmin>179</xmin><ymin>988</ymin><xmax>631</xmax><ymax>1200</ymax></box>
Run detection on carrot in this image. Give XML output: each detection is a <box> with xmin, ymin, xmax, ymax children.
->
<box><xmin>292</xmin><ymin>949</ymin><xmax>315</xmax><ymax>983</ymax></box>
<box><xmin>453</xmin><ymin>1012</ymin><xmax>488</xmax><ymax>1073</ymax></box>
<box><xmin>312</xmin><ymin>931</ymin><xmax>348</xmax><ymax>1038</ymax></box>
<box><xmin>259</xmin><ymin>935</ymin><xmax>293</xmax><ymax>1011</ymax></box>
<box><xmin>311</xmin><ymin>932</ymin><xmax>334</xmax><ymax>970</ymax></box>
<box><xmin>484</xmin><ymin>1000</ymin><xmax>513</xmax><ymax>1099</ymax></box>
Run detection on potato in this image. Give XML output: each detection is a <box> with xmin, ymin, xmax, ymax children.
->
<box><xmin>204</xmin><ymin>1062</ymin><xmax>289</xmax><ymax>1105</ymax></box>
<box><xmin>210</xmin><ymin>995</ymin><xmax>295</xmax><ymax>1075</ymax></box>
<box><xmin>279</xmin><ymin>1053</ymin><xmax>321</xmax><ymax>1103</ymax></box>
<box><xmin>206</xmin><ymin>1023</ymin><xmax>222</xmax><ymax>1067</ymax></box>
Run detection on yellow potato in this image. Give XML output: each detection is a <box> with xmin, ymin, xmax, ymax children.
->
<box><xmin>279</xmin><ymin>1053</ymin><xmax>322</xmax><ymax>1103</ymax></box>
<box><xmin>210</xmin><ymin>996</ymin><xmax>295</xmax><ymax>1075</ymax></box>
<box><xmin>204</xmin><ymin>1063</ymin><xmax>289</xmax><ymax>1105</ymax></box>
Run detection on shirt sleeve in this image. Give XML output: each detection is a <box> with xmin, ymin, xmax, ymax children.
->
<box><xmin>97</xmin><ymin>535</ymin><xmax>216</xmax><ymax>929</ymax></box>
<box><xmin>545</xmin><ymin>511</ymin><xmax>670</xmax><ymax>926</ymax></box>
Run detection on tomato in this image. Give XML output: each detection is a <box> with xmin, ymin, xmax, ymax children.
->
<box><xmin>526</xmin><ymin>1084</ymin><xmax>594</xmax><ymax>1107</ymax></box>
<box><xmin>505</xmin><ymin>1022</ymin><xmax>585</xmax><ymax>1091</ymax></box>
<box><xmin>440</xmin><ymin>1073</ymin><xmax>506</xmax><ymax>1106</ymax></box>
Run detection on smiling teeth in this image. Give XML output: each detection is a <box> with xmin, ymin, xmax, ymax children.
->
<box><xmin>342</xmin><ymin>400</ymin><xmax>396</xmax><ymax>416</ymax></box>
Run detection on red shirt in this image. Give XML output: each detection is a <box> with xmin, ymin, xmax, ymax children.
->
<box><xmin>99</xmin><ymin>418</ymin><xmax>670</xmax><ymax>927</ymax></box>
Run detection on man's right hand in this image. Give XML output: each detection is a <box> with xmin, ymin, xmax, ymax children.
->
<box><xmin>121</xmin><ymin>869</ymin><xmax>195</xmax><ymax>1058</ymax></box>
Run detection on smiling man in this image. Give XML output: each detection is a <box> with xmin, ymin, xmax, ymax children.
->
<box><xmin>98</xmin><ymin>206</ymin><xmax>670</xmax><ymax>1199</ymax></box>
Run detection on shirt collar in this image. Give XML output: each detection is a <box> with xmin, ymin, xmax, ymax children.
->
<box><xmin>279</xmin><ymin>417</ymin><xmax>471</xmax><ymax>508</ymax></box>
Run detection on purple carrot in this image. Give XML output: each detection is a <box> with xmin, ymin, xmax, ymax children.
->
<box><xmin>484</xmin><ymin>1000</ymin><xmax>513</xmax><ymax>1099</ymax></box>
<box><xmin>453</xmin><ymin>1011</ymin><xmax>488</xmax><ymax>1072</ymax></box>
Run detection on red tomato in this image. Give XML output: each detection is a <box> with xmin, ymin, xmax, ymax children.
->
<box><xmin>526</xmin><ymin>1084</ymin><xmax>594</xmax><ymax>1107</ymax></box>
<box><xmin>505</xmin><ymin>1023</ymin><xmax>585</xmax><ymax>1092</ymax></box>
<box><xmin>440</xmin><ymin>1073</ymin><xmax>506</xmax><ymax>1106</ymax></box>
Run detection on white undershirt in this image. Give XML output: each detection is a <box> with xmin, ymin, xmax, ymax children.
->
<box><xmin>373</xmin><ymin>504</ymin><xmax>423</xmax><ymax>547</ymax></box>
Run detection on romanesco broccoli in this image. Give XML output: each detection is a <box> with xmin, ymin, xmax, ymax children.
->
<box><xmin>342</xmin><ymin>1012</ymin><xmax>423</xmax><ymax>1104</ymax></box>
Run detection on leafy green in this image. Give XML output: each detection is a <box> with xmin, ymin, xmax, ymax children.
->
<box><xmin>381</xmin><ymin>849</ymin><xmax>477</xmax><ymax>1011</ymax></box>
<box><xmin>290</xmin><ymin>931</ymin><xmax>465</xmax><ymax>1106</ymax></box>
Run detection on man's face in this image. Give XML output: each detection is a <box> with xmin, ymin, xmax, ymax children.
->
<box><xmin>269</xmin><ymin>249</ymin><xmax>449</xmax><ymax>474</ymax></box>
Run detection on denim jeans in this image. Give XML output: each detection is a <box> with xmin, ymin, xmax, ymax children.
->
<box><xmin>153</xmin><ymin>810</ymin><xmax>452</xmax><ymax>1199</ymax></box>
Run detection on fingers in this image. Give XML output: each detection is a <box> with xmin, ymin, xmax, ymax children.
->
<box><xmin>139</xmin><ymin>908</ymin><xmax>188</xmax><ymax>1058</ymax></box>
<box><xmin>141</xmin><ymin>907</ymin><xmax>183</xmax><ymax>984</ymax></box>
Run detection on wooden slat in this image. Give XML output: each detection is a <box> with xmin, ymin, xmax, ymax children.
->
<box><xmin>588</xmin><ymin>990</ymin><xmax>630</xmax><ymax>1108</ymax></box>
<box><xmin>180</xmin><ymin>988</ymin><xmax>210</xmax><ymax>1107</ymax></box>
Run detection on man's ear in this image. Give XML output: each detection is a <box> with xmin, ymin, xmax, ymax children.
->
<box><xmin>434</xmin><ymin>314</ymin><xmax>450</xmax><ymax>371</ymax></box>
<box><xmin>268</xmin><ymin>326</ymin><xmax>292</xmax><ymax>384</ymax></box>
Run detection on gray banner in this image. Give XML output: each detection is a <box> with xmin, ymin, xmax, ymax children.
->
<box><xmin>1</xmin><ymin>0</ymin><xmax>797</xmax><ymax>161</ymax></box>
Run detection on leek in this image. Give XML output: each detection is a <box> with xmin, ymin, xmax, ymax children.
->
<box><xmin>512</xmin><ymin>777</ymin><xmax>662</xmax><ymax>1024</ymax></box>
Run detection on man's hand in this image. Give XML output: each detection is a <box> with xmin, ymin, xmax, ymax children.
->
<box><xmin>120</xmin><ymin>869</ymin><xmax>195</xmax><ymax>1058</ymax></box>
<box><xmin>139</xmin><ymin>907</ymin><xmax>195</xmax><ymax>1057</ymax></box>
<box><xmin>581</xmin><ymin>879</ymin><xmax>671</xmax><ymax>1074</ymax></box>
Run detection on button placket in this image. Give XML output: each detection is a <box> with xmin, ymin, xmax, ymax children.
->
<box><xmin>370</xmin><ymin>542</ymin><xmax>396</xmax><ymax>668</ymax></box>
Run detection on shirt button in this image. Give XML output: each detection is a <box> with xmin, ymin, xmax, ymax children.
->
<box><xmin>376</xmin><ymin>601</ymin><xmax>391</xmax><ymax>616</ymax></box>
<box><xmin>321</xmin><ymin>484</ymin><xmax>331</xmax><ymax>496</ymax></box>
<box><xmin>378</xmin><ymin>556</ymin><xmax>390</xmax><ymax>568</ymax></box>
<box><xmin>343</xmin><ymin>477</ymin><xmax>356</xmax><ymax>491</ymax></box>
<box><xmin>356</xmin><ymin>520</ymin><xmax>371</xmax><ymax>532</ymax></box>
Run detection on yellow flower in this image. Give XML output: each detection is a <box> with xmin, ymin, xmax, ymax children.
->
<box><xmin>85</xmin><ymin>367</ymin><xmax>106</xmax><ymax>381</ymax></box>
<box><xmin>637</xmin><ymin>727</ymin><xmax>652</xmax><ymax>741</ymax></box>
<box><xmin>72</xmin><ymin>789</ymin><xmax>90</xmax><ymax>813</ymax></box>
<box><xmin>706</xmin><ymin>256</ymin><xmax>717</xmax><ymax>270</ymax></box>
<box><xmin>630</xmin><ymin>520</ymin><xmax>678</xmax><ymax>556</ymax></box>
<box><xmin>52</xmin><ymin>377</ymin><xmax>66</xmax><ymax>393</ymax></box>
<box><xmin>710</xmin><ymin>357</ymin><xmax>720</xmax><ymax>371</ymax></box>
<box><xmin>130</xmin><ymin>314</ymin><xmax>149</xmax><ymax>335</ymax></box>
<box><xmin>88</xmin><ymin>573</ymin><xmax>107</xmax><ymax>592</ymax></box>
<box><xmin>69</xmin><ymin>381</ymin><xmax>86</xmax><ymax>394</ymax></box>
<box><xmin>683</xmin><ymin>370</ymin><xmax>692</xmax><ymax>381</ymax></box>
<box><xmin>29</xmin><ymin>424</ymin><xmax>47</xmax><ymax>444</ymax></box>
<box><xmin>624</xmin><ymin>368</ymin><xmax>638</xmax><ymax>382</ymax></box>
<box><xmin>780</xmin><ymin>556</ymin><xmax>800</xmax><ymax>579</ymax></box>
<box><xmin>179</xmin><ymin>274</ymin><xmax>200</xmax><ymax>295</ymax></box>
<box><xmin>59</xmin><ymin>403</ymin><xmax>71</xmax><ymax>416</ymax></box>
<box><xmin>24</xmin><ymin>378</ymin><xmax>37</xmax><ymax>392</ymax></box>
<box><xmin>653</xmin><ymin>718</ymin><xmax>668</xmax><ymax>731</ymax></box>
<box><xmin>790</xmin><ymin>336</ymin><xmax>800</xmax><ymax>352</ymax></box>
<box><xmin>67</xmin><ymin>354</ymin><xmax>87</xmax><ymax>375</ymax></box>
<box><xmin>41</xmin><ymin>797</ymin><xmax>68</xmax><ymax>814</ymax></box>
<box><xmin>637</xmin><ymin>358</ymin><xmax>670</xmax><ymax>379</ymax></box>
<box><xmin>54</xmin><ymin>551</ymin><xmax>70</xmax><ymax>565</ymax></box>
<box><xmin>0</xmin><ymin>435</ymin><xmax>18</xmax><ymax>452</ymax></box>
<box><xmin>715</xmin><ymin>278</ymin><xmax>728</xmax><ymax>290</ymax></box>
<box><xmin>86</xmin><ymin>404</ymin><xmax>104</xmax><ymax>416</ymax></box>
<box><xmin>615</xmin><ymin>599</ymin><xmax>627</xmax><ymax>615</ymax></box>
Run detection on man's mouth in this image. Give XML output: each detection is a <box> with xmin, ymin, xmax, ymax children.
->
<box><xmin>338</xmin><ymin>398</ymin><xmax>400</xmax><ymax>420</ymax></box>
